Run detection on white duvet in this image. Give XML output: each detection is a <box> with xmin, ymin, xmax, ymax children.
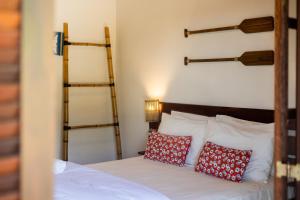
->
<box><xmin>88</xmin><ymin>157</ymin><xmax>274</xmax><ymax>200</ymax></box>
<box><xmin>54</xmin><ymin>161</ymin><xmax>170</xmax><ymax>200</ymax></box>
<box><xmin>55</xmin><ymin>157</ymin><xmax>275</xmax><ymax>200</ymax></box>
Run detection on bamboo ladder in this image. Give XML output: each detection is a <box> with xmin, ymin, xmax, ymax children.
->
<box><xmin>62</xmin><ymin>23</ymin><xmax>122</xmax><ymax>161</ymax></box>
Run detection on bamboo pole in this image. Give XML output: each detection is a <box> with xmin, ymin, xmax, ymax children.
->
<box><xmin>66</xmin><ymin>42</ymin><xmax>106</xmax><ymax>47</ymax></box>
<box><xmin>62</xmin><ymin>23</ymin><xmax>69</xmax><ymax>161</ymax></box>
<box><xmin>64</xmin><ymin>123</ymin><xmax>118</xmax><ymax>130</ymax></box>
<box><xmin>105</xmin><ymin>27</ymin><xmax>122</xmax><ymax>160</ymax></box>
<box><xmin>65</xmin><ymin>82</ymin><xmax>113</xmax><ymax>87</ymax></box>
<box><xmin>61</xmin><ymin>24</ymin><xmax>122</xmax><ymax>161</ymax></box>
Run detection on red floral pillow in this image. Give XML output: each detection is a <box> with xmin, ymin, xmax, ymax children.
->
<box><xmin>195</xmin><ymin>141</ymin><xmax>252</xmax><ymax>182</ymax></box>
<box><xmin>144</xmin><ymin>132</ymin><xmax>192</xmax><ymax>166</ymax></box>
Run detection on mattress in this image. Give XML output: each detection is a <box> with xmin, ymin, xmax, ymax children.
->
<box><xmin>87</xmin><ymin>156</ymin><xmax>273</xmax><ymax>200</ymax></box>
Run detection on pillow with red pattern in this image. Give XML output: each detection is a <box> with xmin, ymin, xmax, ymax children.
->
<box><xmin>195</xmin><ymin>141</ymin><xmax>252</xmax><ymax>183</ymax></box>
<box><xmin>144</xmin><ymin>132</ymin><xmax>192</xmax><ymax>166</ymax></box>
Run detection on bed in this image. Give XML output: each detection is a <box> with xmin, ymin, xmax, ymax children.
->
<box><xmin>88</xmin><ymin>156</ymin><xmax>273</xmax><ymax>200</ymax></box>
<box><xmin>55</xmin><ymin>102</ymin><xmax>296</xmax><ymax>200</ymax></box>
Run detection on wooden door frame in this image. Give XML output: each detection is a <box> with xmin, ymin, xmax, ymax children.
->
<box><xmin>14</xmin><ymin>0</ymin><xmax>300</xmax><ymax>199</ymax></box>
<box><xmin>297</xmin><ymin>0</ymin><xmax>300</xmax><ymax>198</ymax></box>
<box><xmin>275</xmin><ymin>0</ymin><xmax>300</xmax><ymax>199</ymax></box>
<box><xmin>21</xmin><ymin>0</ymin><xmax>56</xmax><ymax>199</ymax></box>
<box><xmin>0</xmin><ymin>0</ymin><xmax>22</xmax><ymax>199</ymax></box>
<box><xmin>275</xmin><ymin>0</ymin><xmax>289</xmax><ymax>199</ymax></box>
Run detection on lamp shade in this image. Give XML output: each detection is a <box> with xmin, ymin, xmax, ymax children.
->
<box><xmin>145</xmin><ymin>99</ymin><xmax>160</xmax><ymax>122</ymax></box>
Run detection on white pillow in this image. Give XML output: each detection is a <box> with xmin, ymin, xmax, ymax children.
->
<box><xmin>216</xmin><ymin>114</ymin><xmax>275</xmax><ymax>178</ymax></box>
<box><xmin>171</xmin><ymin>110</ymin><xmax>213</xmax><ymax>121</ymax></box>
<box><xmin>158</xmin><ymin>113</ymin><xmax>208</xmax><ymax>166</ymax></box>
<box><xmin>216</xmin><ymin>115</ymin><xmax>274</xmax><ymax>130</ymax></box>
<box><xmin>206</xmin><ymin>120</ymin><xmax>274</xmax><ymax>182</ymax></box>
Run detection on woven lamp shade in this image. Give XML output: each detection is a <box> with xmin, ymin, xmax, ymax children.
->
<box><xmin>145</xmin><ymin>99</ymin><xmax>160</xmax><ymax>122</ymax></box>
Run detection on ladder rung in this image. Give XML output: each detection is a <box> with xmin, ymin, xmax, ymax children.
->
<box><xmin>288</xmin><ymin>119</ymin><xmax>296</xmax><ymax>130</ymax></box>
<box><xmin>64</xmin><ymin>123</ymin><xmax>119</xmax><ymax>130</ymax></box>
<box><xmin>64</xmin><ymin>82</ymin><xmax>114</xmax><ymax>87</ymax></box>
<box><xmin>64</xmin><ymin>41</ymin><xmax>110</xmax><ymax>48</ymax></box>
<box><xmin>288</xmin><ymin>18</ymin><xmax>297</xmax><ymax>29</ymax></box>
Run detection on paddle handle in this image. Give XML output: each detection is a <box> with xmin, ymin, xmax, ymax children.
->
<box><xmin>185</xmin><ymin>25</ymin><xmax>238</xmax><ymax>37</ymax></box>
<box><xmin>184</xmin><ymin>57</ymin><xmax>237</xmax><ymax>65</ymax></box>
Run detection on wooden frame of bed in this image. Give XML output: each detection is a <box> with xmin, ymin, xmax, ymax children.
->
<box><xmin>150</xmin><ymin>102</ymin><xmax>295</xmax><ymax>129</ymax></box>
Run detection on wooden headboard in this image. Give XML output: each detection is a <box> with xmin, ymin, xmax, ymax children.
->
<box><xmin>149</xmin><ymin>102</ymin><xmax>296</xmax><ymax>158</ymax></box>
<box><xmin>149</xmin><ymin>102</ymin><xmax>296</xmax><ymax>130</ymax></box>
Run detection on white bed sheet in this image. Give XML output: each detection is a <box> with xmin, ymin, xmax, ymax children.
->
<box><xmin>55</xmin><ymin>162</ymin><xmax>170</xmax><ymax>200</ymax></box>
<box><xmin>87</xmin><ymin>156</ymin><xmax>273</xmax><ymax>200</ymax></box>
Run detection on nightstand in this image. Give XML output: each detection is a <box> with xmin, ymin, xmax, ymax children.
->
<box><xmin>138</xmin><ymin>151</ymin><xmax>145</xmax><ymax>156</ymax></box>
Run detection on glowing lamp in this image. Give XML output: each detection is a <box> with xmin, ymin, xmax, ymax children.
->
<box><xmin>145</xmin><ymin>99</ymin><xmax>160</xmax><ymax>122</ymax></box>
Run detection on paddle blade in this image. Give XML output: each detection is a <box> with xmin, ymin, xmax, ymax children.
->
<box><xmin>239</xmin><ymin>50</ymin><xmax>274</xmax><ymax>66</ymax></box>
<box><xmin>239</xmin><ymin>16</ymin><xmax>274</xmax><ymax>33</ymax></box>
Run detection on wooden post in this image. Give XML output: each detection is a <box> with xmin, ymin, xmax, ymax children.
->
<box><xmin>63</xmin><ymin>23</ymin><xmax>69</xmax><ymax>161</ymax></box>
<box><xmin>104</xmin><ymin>27</ymin><xmax>122</xmax><ymax>160</ymax></box>
<box><xmin>275</xmin><ymin>0</ymin><xmax>289</xmax><ymax>199</ymax></box>
<box><xmin>297</xmin><ymin>0</ymin><xmax>300</xmax><ymax>199</ymax></box>
<box><xmin>0</xmin><ymin>0</ymin><xmax>21</xmax><ymax>199</ymax></box>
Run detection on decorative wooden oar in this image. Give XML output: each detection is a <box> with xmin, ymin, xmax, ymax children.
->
<box><xmin>184</xmin><ymin>50</ymin><xmax>274</xmax><ymax>66</ymax></box>
<box><xmin>184</xmin><ymin>16</ymin><xmax>274</xmax><ymax>37</ymax></box>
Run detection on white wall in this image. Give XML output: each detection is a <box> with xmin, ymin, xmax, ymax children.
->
<box><xmin>54</xmin><ymin>0</ymin><xmax>117</xmax><ymax>164</ymax></box>
<box><xmin>54</xmin><ymin>0</ymin><xmax>297</xmax><ymax>161</ymax></box>
<box><xmin>22</xmin><ymin>0</ymin><xmax>55</xmax><ymax>199</ymax></box>
<box><xmin>116</xmin><ymin>0</ymin><xmax>297</xmax><ymax>158</ymax></box>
